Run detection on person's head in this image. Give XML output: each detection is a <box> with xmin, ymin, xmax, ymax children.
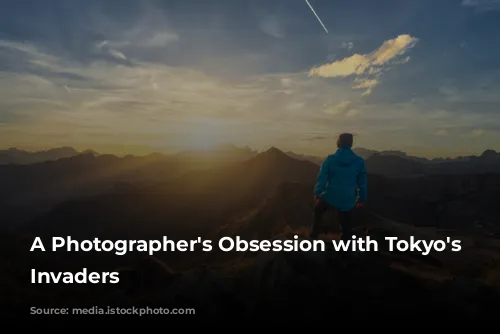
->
<box><xmin>336</xmin><ymin>133</ymin><xmax>354</xmax><ymax>149</ymax></box>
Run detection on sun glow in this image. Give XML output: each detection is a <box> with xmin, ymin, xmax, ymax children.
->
<box><xmin>179</xmin><ymin>121</ymin><xmax>228</xmax><ymax>151</ymax></box>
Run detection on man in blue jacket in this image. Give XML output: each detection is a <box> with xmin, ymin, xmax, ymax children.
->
<box><xmin>310</xmin><ymin>133</ymin><xmax>367</xmax><ymax>241</ymax></box>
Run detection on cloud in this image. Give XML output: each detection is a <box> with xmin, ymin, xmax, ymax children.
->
<box><xmin>323</xmin><ymin>100</ymin><xmax>357</xmax><ymax>116</ymax></box>
<box><xmin>285</xmin><ymin>102</ymin><xmax>305</xmax><ymax>111</ymax></box>
<box><xmin>340</xmin><ymin>42</ymin><xmax>354</xmax><ymax>51</ymax></box>
<box><xmin>439</xmin><ymin>86</ymin><xmax>462</xmax><ymax>103</ymax></box>
<box><xmin>0</xmin><ymin>39</ymin><xmax>262</xmax><ymax>124</ymax></box>
<box><xmin>1</xmin><ymin>39</ymin><xmax>357</xmax><ymax>152</ymax></box>
<box><xmin>281</xmin><ymin>77</ymin><xmax>292</xmax><ymax>87</ymax></box>
<box><xmin>93</xmin><ymin>29</ymin><xmax>179</xmax><ymax>63</ymax></box>
<box><xmin>352</xmin><ymin>78</ymin><xmax>379</xmax><ymax>96</ymax></box>
<box><xmin>311</xmin><ymin>54</ymin><xmax>369</xmax><ymax>77</ymax></box>
<box><xmin>471</xmin><ymin>129</ymin><xmax>485</xmax><ymax>136</ymax></box>
<box><xmin>1</xmin><ymin>1</ymin><xmax>499</xmax><ymax>157</ymax></box>
<box><xmin>139</xmin><ymin>32</ymin><xmax>180</xmax><ymax>47</ymax></box>
<box><xmin>108</xmin><ymin>49</ymin><xmax>127</xmax><ymax>60</ymax></box>
<box><xmin>309</xmin><ymin>35</ymin><xmax>418</xmax><ymax>77</ymax></box>
<box><xmin>346</xmin><ymin>109</ymin><xmax>359</xmax><ymax>117</ymax></box>
<box><xmin>303</xmin><ymin>135</ymin><xmax>330</xmax><ymax>142</ymax></box>
<box><xmin>0</xmin><ymin>40</ymin><xmax>40</xmax><ymax>55</ymax></box>
<box><xmin>103</xmin><ymin>31</ymin><xmax>180</xmax><ymax>49</ymax></box>
<box><xmin>0</xmin><ymin>35</ymin><xmax>498</xmax><ymax>157</ymax></box>
<box><xmin>461</xmin><ymin>0</ymin><xmax>500</xmax><ymax>11</ymax></box>
<box><xmin>309</xmin><ymin>34</ymin><xmax>419</xmax><ymax>95</ymax></box>
<box><xmin>259</xmin><ymin>16</ymin><xmax>285</xmax><ymax>38</ymax></box>
<box><xmin>434</xmin><ymin>129</ymin><xmax>450</xmax><ymax>136</ymax></box>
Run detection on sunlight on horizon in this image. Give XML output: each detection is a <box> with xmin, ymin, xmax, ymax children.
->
<box><xmin>174</xmin><ymin>121</ymin><xmax>232</xmax><ymax>151</ymax></box>
<box><xmin>0</xmin><ymin>1</ymin><xmax>499</xmax><ymax>157</ymax></box>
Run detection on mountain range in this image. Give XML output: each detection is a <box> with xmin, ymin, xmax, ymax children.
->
<box><xmin>2</xmin><ymin>144</ymin><xmax>500</xmax><ymax>323</ymax></box>
<box><xmin>1</xmin><ymin>145</ymin><xmax>499</xmax><ymax>229</ymax></box>
<box><xmin>2</xmin><ymin>144</ymin><xmax>499</xmax><ymax>166</ymax></box>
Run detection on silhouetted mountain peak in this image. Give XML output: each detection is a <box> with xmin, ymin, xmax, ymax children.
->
<box><xmin>7</xmin><ymin>147</ymin><xmax>24</xmax><ymax>153</ymax></box>
<box><xmin>353</xmin><ymin>147</ymin><xmax>379</xmax><ymax>159</ymax></box>
<box><xmin>368</xmin><ymin>153</ymin><xmax>414</xmax><ymax>163</ymax></box>
<box><xmin>234</xmin><ymin>148</ymin><xmax>320</xmax><ymax>191</ymax></box>
<box><xmin>0</xmin><ymin>146</ymin><xmax>82</xmax><ymax>165</ymax></box>
<box><xmin>251</xmin><ymin>147</ymin><xmax>298</xmax><ymax>166</ymax></box>
<box><xmin>380</xmin><ymin>150</ymin><xmax>407</xmax><ymax>157</ymax></box>
<box><xmin>285</xmin><ymin>151</ymin><xmax>325</xmax><ymax>166</ymax></box>
<box><xmin>50</xmin><ymin>146</ymin><xmax>78</xmax><ymax>153</ymax></box>
<box><xmin>63</xmin><ymin>152</ymin><xmax>97</xmax><ymax>163</ymax></box>
<box><xmin>481</xmin><ymin>149</ymin><xmax>498</xmax><ymax>159</ymax></box>
<box><xmin>82</xmin><ymin>149</ymin><xmax>99</xmax><ymax>156</ymax></box>
<box><xmin>262</xmin><ymin>146</ymin><xmax>287</xmax><ymax>157</ymax></box>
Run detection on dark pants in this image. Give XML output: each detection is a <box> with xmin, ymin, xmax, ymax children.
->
<box><xmin>310</xmin><ymin>199</ymin><xmax>355</xmax><ymax>241</ymax></box>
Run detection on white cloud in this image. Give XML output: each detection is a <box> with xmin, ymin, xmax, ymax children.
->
<box><xmin>309</xmin><ymin>34</ymin><xmax>419</xmax><ymax>96</ymax></box>
<box><xmin>96</xmin><ymin>28</ymin><xmax>179</xmax><ymax>54</ymax></box>
<box><xmin>96</xmin><ymin>40</ymin><xmax>127</xmax><ymax>60</ymax></box>
<box><xmin>0</xmin><ymin>40</ymin><xmax>36</xmax><ymax>53</ymax></box>
<box><xmin>340</xmin><ymin>42</ymin><xmax>354</xmax><ymax>51</ymax></box>
<box><xmin>259</xmin><ymin>16</ymin><xmax>285</xmax><ymax>38</ymax></box>
<box><xmin>96</xmin><ymin>40</ymin><xmax>108</xmax><ymax>49</ymax></box>
<box><xmin>2</xmin><ymin>39</ymin><xmax>355</xmax><ymax>152</ymax></box>
<box><xmin>0</xmin><ymin>38</ymin><xmax>498</xmax><ymax>157</ymax></box>
<box><xmin>323</xmin><ymin>100</ymin><xmax>356</xmax><ymax>116</ymax></box>
<box><xmin>352</xmin><ymin>78</ymin><xmax>379</xmax><ymax>96</ymax></box>
<box><xmin>311</xmin><ymin>53</ymin><xmax>370</xmax><ymax>77</ymax></box>
<box><xmin>370</xmin><ymin>35</ymin><xmax>418</xmax><ymax>65</ymax></box>
<box><xmin>461</xmin><ymin>0</ymin><xmax>500</xmax><ymax>11</ymax></box>
<box><xmin>139</xmin><ymin>32</ymin><xmax>180</xmax><ymax>47</ymax></box>
<box><xmin>108</xmin><ymin>49</ymin><xmax>127</xmax><ymax>60</ymax></box>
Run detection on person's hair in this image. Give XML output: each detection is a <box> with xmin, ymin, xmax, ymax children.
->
<box><xmin>337</xmin><ymin>133</ymin><xmax>354</xmax><ymax>148</ymax></box>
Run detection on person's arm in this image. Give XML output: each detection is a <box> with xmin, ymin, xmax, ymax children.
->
<box><xmin>357</xmin><ymin>160</ymin><xmax>367</xmax><ymax>203</ymax></box>
<box><xmin>314</xmin><ymin>158</ymin><xmax>330</xmax><ymax>198</ymax></box>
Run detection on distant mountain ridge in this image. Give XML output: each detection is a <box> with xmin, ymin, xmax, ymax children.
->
<box><xmin>285</xmin><ymin>147</ymin><xmax>500</xmax><ymax>177</ymax></box>
<box><xmin>354</xmin><ymin>148</ymin><xmax>500</xmax><ymax>164</ymax></box>
<box><xmin>19</xmin><ymin>147</ymin><xmax>320</xmax><ymax>249</ymax></box>
<box><xmin>2</xmin><ymin>144</ymin><xmax>498</xmax><ymax>166</ymax></box>
<box><xmin>1</xmin><ymin>144</ymin><xmax>499</xmax><ymax>184</ymax></box>
<box><xmin>0</xmin><ymin>145</ymin><xmax>258</xmax><ymax>166</ymax></box>
<box><xmin>2</xmin><ymin>145</ymin><xmax>499</xmax><ymax>182</ymax></box>
<box><xmin>287</xmin><ymin>147</ymin><xmax>500</xmax><ymax>165</ymax></box>
<box><xmin>11</xmin><ymin>146</ymin><xmax>500</xmax><ymax>253</ymax></box>
<box><xmin>0</xmin><ymin>147</ymin><xmax>90</xmax><ymax>165</ymax></box>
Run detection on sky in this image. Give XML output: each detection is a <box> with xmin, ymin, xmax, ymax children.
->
<box><xmin>0</xmin><ymin>0</ymin><xmax>500</xmax><ymax>157</ymax></box>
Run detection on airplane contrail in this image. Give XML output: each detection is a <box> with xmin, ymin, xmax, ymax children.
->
<box><xmin>305</xmin><ymin>0</ymin><xmax>329</xmax><ymax>34</ymax></box>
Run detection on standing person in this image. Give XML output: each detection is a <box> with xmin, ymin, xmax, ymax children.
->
<box><xmin>309</xmin><ymin>133</ymin><xmax>367</xmax><ymax>241</ymax></box>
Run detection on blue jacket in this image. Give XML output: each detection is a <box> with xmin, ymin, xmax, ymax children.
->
<box><xmin>313</xmin><ymin>148</ymin><xmax>367</xmax><ymax>211</ymax></box>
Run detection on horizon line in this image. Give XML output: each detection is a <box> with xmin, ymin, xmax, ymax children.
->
<box><xmin>1</xmin><ymin>144</ymin><xmax>497</xmax><ymax>161</ymax></box>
